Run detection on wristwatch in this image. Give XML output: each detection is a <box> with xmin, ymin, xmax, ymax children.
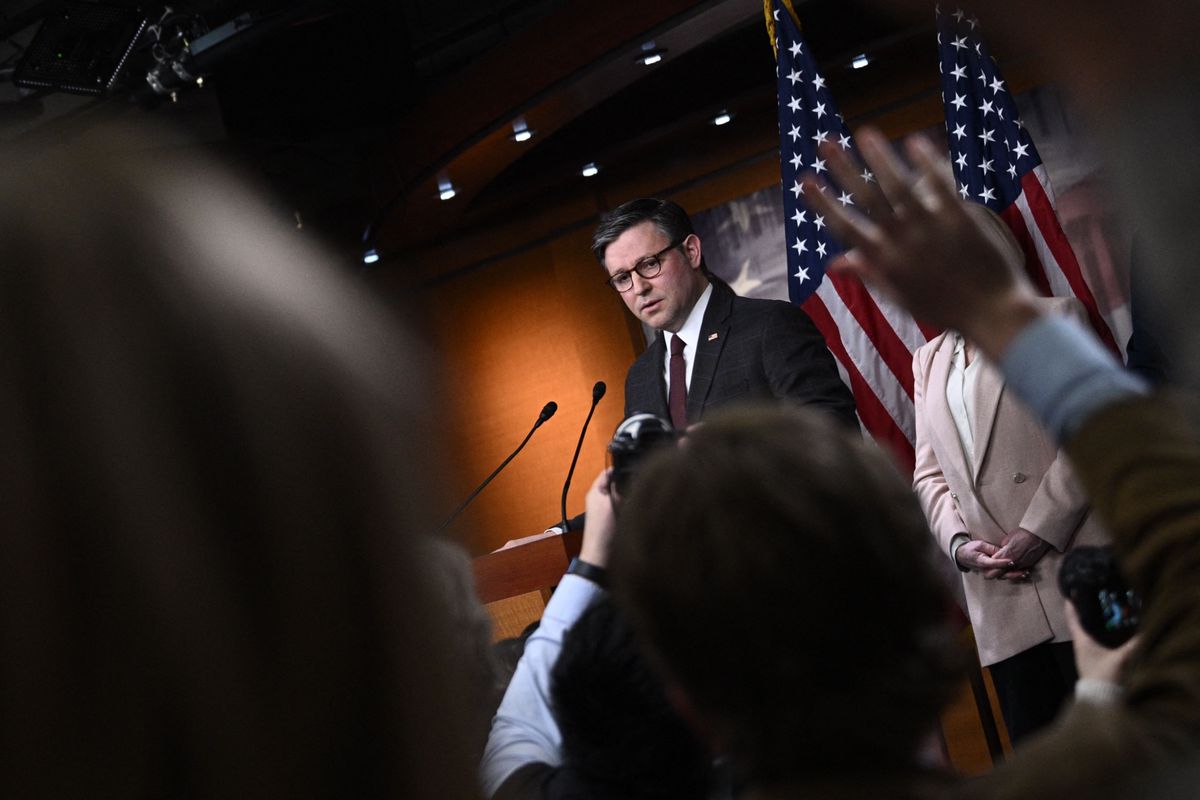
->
<box><xmin>566</xmin><ymin>557</ymin><xmax>609</xmax><ymax>587</ymax></box>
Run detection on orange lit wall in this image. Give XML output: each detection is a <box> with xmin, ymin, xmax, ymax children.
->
<box><xmin>424</xmin><ymin>227</ymin><xmax>641</xmax><ymax>555</ymax></box>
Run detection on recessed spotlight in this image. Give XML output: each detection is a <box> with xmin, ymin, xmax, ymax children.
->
<box><xmin>512</xmin><ymin>116</ymin><xmax>534</xmax><ymax>142</ymax></box>
<box><xmin>362</xmin><ymin>248</ymin><xmax>380</xmax><ymax>264</ymax></box>
<box><xmin>581</xmin><ymin>162</ymin><xmax>599</xmax><ymax>178</ymax></box>
<box><xmin>851</xmin><ymin>53</ymin><xmax>869</xmax><ymax>70</ymax></box>
<box><xmin>636</xmin><ymin>41</ymin><xmax>666</xmax><ymax>66</ymax></box>
<box><xmin>712</xmin><ymin>110</ymin><xmax>733</xmax><ymax>126</ymax></box>
<box><xmin>437</xmin><ymin>176</ymin><xmax>457</xmax><ymax>201</ymax></box>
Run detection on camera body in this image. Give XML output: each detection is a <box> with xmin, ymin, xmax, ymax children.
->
<box><xmin>607</xmin><ymin>413</ymin><xmax>676</xmax><ymax>497</ymax></box>
<box><xmin>1058</xmin><ymin>545</ymin><xmax>1141</xmax><ymax>648</ymax></box>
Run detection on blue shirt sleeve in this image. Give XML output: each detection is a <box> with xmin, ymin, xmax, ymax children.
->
<box><xmin>479</xmin><ymin>575</ymin><xmax>605</xmax><ymax>797</ymax></box>
<box><xmin>998</xmin><ymin>314</ymin><xmax>1149</xmax><ymax>443</ymax></box>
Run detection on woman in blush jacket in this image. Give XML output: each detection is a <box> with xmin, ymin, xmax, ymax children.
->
<box><xmin>912</xmin><ymin>209</ymin><xmax>1109</xmax><ymax>745</ymax></box>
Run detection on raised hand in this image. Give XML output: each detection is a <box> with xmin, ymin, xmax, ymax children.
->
<box><xmin>799</xmin><ymin>126</ymin><xmax>1041</xmax><ymax>360</ymax></box>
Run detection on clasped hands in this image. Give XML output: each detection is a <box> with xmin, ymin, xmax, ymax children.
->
<box><xmin>957</xmin><ymin>527</ymin><xmax>1052</xmax><ymax>580</ymax></box>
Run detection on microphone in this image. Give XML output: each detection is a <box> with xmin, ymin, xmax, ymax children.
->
<box><xmin>439</xmin><ymin>400</ymin><xmax>558</xmax><ymax>532</ymax></box>
<box><xmin>559</xmin><ymin>381</ymin><xmax>607</xmax><ymax>532</ymax></box>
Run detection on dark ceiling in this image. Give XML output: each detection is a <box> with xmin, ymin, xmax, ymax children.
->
<box><xmin>0</xmin><ymin>0</ymin><xmax>934</xmax><ymax>274</ymax></box>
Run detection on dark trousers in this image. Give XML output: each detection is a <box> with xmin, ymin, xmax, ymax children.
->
<box><xmin>987</xmin><ymin>641</ymin><xmax>1078</xmax><ymax>745</ymax></box>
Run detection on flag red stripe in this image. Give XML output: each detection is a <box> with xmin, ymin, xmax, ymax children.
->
<box><xmin>1018</xmin><ymin>172</ymin><xmax>1121</xmax><ymax>353</ymax></box>
<box><xmin>828</xmin><ymin>273</ymin><xmax>915</xmax><ymax>399</ymax></box>
<box><xmin>999</xmin><ymin>205</ymin><xmax>1055</xmax><ymax>297</ymax></box>
<box><xmin>802</xmin><ymin>293</ymin><xmax>916</xmax><ymax>474</ymax></box>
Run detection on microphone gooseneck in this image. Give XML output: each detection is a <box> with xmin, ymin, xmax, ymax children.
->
<box><xmin>560</xmin><ymin>382</ymin><xmax>607</xmax><ymax>532</ymax></box>
<box><xmin>438</xmin><ymin>400</ymin><xmax>558</xmax><ymax>532</ymax></box>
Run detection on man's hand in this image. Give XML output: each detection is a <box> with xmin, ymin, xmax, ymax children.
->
<box><xmin>993</xmin><ymin>527</ymin><xmax>1052</xmax><ymax>571</ymax></box>
<box><xmin>577</xmin><ymin>468</ymin><xmax>617</xmax><ymax>568</ymax></box>
<box><xmin>799</xmin><ymin>127</ymin><xmax>1042</xmax><ymax>360</ymax></box>
<box><xmin>955</xmin><ymin>539</ymin><xmax>1015</xmax><ymax>579</ymax></box>
<box><xmin>1065</xmin><ymin>600</ymin><xmax>1139</xmax><ymax>684</ymax></box>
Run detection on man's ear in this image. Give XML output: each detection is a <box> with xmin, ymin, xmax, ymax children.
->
<box><xmin>682</xmin><ymin>233</ymin><xmax>703</xmax><ymax>271</ymax></box>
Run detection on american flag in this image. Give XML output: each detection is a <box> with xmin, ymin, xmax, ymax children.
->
<box><xmin>771</xmin><ymin>0</ymin><xmax>933</xmax><ymax>471</ymax></box>
<box><xmin>936</xmin><ymin>6</ymin><xmax>1119</xmax><ymax>352</ymax></box>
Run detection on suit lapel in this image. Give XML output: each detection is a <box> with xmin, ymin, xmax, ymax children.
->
<box><xmin>924</xmin><ymin>336</ymin><xmax>969</xmax><ymax>479</ymax></box>
<box><xmin>686</xmin><ymin>282</ymin><xmax>732</xmax><ymax>422</ymax></box>
<box><xmin>970</xmin><ymin>353</ymin><xmax>1005</xmax><ymax>480</ymax></box>
<box><xmin>633</xmin><ymin>334</ymin><xmax>670</xmax><ymax>418</ymax></box>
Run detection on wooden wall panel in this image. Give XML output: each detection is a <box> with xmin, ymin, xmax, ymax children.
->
<box><xmin>426</xmin><ymin>229</ymin><xmax>635</xmax><ymax>555</ymax></box>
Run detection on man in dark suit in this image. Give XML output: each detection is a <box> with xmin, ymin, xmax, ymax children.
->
<box><xmin>592</xmin><ymin>198</ymin><xmax>857</xmax><ymax>429</ymax></box>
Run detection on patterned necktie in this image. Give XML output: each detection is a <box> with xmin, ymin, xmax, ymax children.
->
<box><xmin>669</xmin><ymin>334</ymin><xmax>687</xmax><ymax>430</ymax></box>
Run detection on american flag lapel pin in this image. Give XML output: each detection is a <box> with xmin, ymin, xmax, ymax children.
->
<box><xmin>707</xmin><ymin>332</ymin><xmax>719</xmax><ymax>342</ymax></box>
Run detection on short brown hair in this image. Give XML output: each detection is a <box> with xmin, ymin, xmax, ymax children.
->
<box><xmin>611</xmin><ymin>405</ymin><xmax>961</xmax><ymax>782</ymax></box>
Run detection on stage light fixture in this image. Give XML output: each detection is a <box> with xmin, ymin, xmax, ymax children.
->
<box><xmin>636</xmin><ymin>41</ymin><xmax>666</xmax><ymax>66</ymax></box>
<box><xmin>712</xmin><ymin>110</ymin><xmax>733</xmax><ymax>126</ymax></box>
<box><xmin>581</xmin><ymin>162</ymin><xmax>599</xmax><ymax>178</ymax></box>
<box><xmin>14</xmin><ymin>1</ymin><xmax>148</xmax><ymax>95</ymax></box>
<box><xmin>362</xmin><ymin>249</ymin><xmax>380</xmax><ymax>265</ymax></box>
<box><xmin>437</xmin><ymin>176</ymin><xmax>458</xmax><ymax>201</ymax></box>
<box><xmin>851</xmin><ymin>53</ymin><xmax>869</xmax><ymax>69</ymax></box>
<box><xmin>512</xmin><ymin>117</ymin><xmax>534</xmax><ymax>142</ymax></box>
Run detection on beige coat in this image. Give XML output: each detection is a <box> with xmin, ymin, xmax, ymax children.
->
<box><xmin>912</xmin><ymin>298</ymin><xmax>1108</xmax><ymax>666</ymax></box>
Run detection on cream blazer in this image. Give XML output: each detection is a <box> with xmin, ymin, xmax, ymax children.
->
<box><xmin>912</xmin><ymin>297</ymin><xmax>1109</xmax><ymax>666</ymax></box>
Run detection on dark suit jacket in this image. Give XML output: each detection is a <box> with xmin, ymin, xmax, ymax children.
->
<box><xmin>623</xmin><ymin>280</ymin><xmax>857</xmax><ymax>428</ymax></box>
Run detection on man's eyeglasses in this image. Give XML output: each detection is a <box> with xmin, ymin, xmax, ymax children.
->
<box><xmin>605</xmin><ymin>238</ymin><xmax>685</xmax><ymax>293</ymax></box>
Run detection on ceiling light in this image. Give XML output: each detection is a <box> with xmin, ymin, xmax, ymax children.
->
<box><xmin>512</xmin><ymin>116</ymin><xmax>534</xmax><ymax>142</ymax></box>
<box><xmin>437</xmin><ymin>176</ymin><xmax>457</xmax><ymax>201</ymax></box>
<box><xmin>581</xmin><ymin>162</ymin><xmax>599</xmax><ymax>178</ymax></box>
<box><xmin>636</xmin><ymin>41</ymin><xmax>666</xmax><ymax>66</ymax></box>
<box><xmin>712</xmin><ymin>110</ymin><xmax>733</xmax><ymax>126</ymax></box>
<box><xmin>362</xmin><ymin>248</ymin><xmax>380</xmax><ymax>264</ymax></box>
<box><xmin>851</xmin><ymin>53</ymin><xmax>869</xmax><ymax>69</ymax></box>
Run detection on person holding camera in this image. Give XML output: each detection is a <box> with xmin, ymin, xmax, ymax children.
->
<box><xmin>480</xmin><ymin>416</ymin><xmax>709</xmax><ymax>800</ymax></box>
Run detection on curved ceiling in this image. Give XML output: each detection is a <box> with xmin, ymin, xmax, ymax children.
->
<box><xmin>0</xmin><ymin>0</ymin><xmax>968</xmax><ymax>280</ymax></box>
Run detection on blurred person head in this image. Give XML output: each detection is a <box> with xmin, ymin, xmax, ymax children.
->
<box><xmin>551</xmin><ymin>595</ymin><xmax>711</xmax><ymax>799</ymax></box>
<box><xmin>611</xmin><ymin>405</ymin><xmax>962</xmax><ymax>787</ymax></box>
<box><xmin>0</xmin><ymin>129</ymin><xmax>478</xmax><ymax>797</ymax></box>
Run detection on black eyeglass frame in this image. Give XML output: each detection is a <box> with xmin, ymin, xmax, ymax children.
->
<box><xmin>604</xmin><ymin>237</ymin><xmax>686</xmax><ymax>293</ymax></box>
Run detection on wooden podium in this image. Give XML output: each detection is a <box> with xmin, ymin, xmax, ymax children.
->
<box><xmin>472</xmin><ymin>529</ymin><xmax>583</xmax><ymax>639</ymax></box>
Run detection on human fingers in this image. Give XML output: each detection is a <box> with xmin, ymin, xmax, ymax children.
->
<box><xmin>799</xmin><ymin>172</ymin><xmax>880</xmax><ymax>254</ymax></box>
<box><xmin>580</xmin><ymin>468</ymin><xmax>617</xmax><ymax>566</ymax></box>
<box><xmin>855</xmin><ymin>127</ymin><xmax>925</xmax><ymax>220</ymax></box>
<box><xmin>818</xmin><ymin>139</ymin><xmax>893</xmax><ymax>220</ymax></box>
<box><xmin>974</xmin><ymin>554</ymin><xmax>1015</xmax><ymax>571</ymax></box>
<box><xmin>586</xmin><ymin>467</ymin><xmax>612</xmax><ymax>499</ymax></box>
<box><xmin>974</xmin><ymin>540</ymin><xmax>1000</xmax><ymax>556</ymax></box>
<box><xmin>584</xmin><ymin>468</ymin><xmax>615</xmax><ymax>522</ymax></box>
<box><xmin>904</xmin><ymin>134</ymin><xmax>961</xmax><ymax>214</ymax></box>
